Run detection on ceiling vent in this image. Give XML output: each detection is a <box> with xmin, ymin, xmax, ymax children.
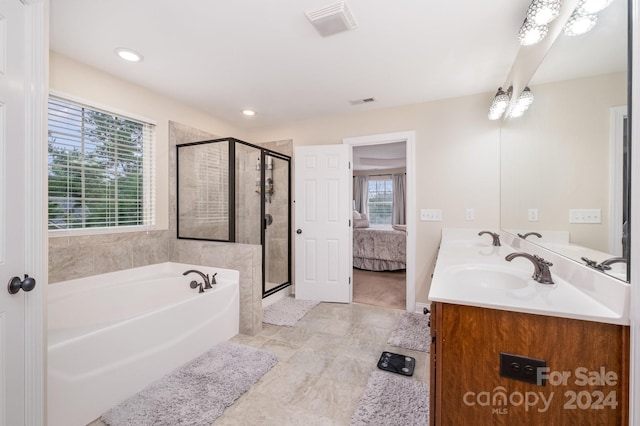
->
<box><xmin>305</xmin><ymin>2</ymin><xmax>358</xmax><ymax>37</ymax></box>
<box><xmin>349</xmin><ymin>97</ymin><xmax>376</xmax><ymax>106</ymax></box>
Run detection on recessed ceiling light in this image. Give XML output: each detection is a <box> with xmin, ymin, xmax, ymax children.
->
<box><xmin>114</xmin><ymin>48</ymin><xmax>143</xmax><ymax>62</ymax></box>
<box><xmin>242</xmin><ymin>109</ymin><xmax>256</xmax><ymax>116</ymax></box>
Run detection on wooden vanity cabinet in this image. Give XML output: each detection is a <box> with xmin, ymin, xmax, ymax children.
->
<box><xmin>429</xmin><ymin>302</ymin><xmax>629</xmax><ymax>425</ymax></box>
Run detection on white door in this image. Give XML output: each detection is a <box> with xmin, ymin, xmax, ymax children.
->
<box><xmin>294</xmin><ymin>145</ymin><xmax>352</xmax><ymax>303</ymax></box>
<box><xmin>0</xmin><ymin>1</ymin><xmax>34</xmax><ymax>424</ymax></box>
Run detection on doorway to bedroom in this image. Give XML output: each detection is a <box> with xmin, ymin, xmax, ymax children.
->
<box><xmin>347</xmin><ymin>136</ymin><xmax>412</xmax><ymax>311</ymax></box>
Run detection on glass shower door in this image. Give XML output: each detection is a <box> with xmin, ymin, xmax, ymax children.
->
<box><xmin>263</xmin><ymin>153</ymin><xmax>290</xmax><ymax>295</ymax></box>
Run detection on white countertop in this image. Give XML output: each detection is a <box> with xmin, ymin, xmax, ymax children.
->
<box><xmin>428</xmin><ymin>229</ymin><xmax>631</xmax><ymax>325</ymax></box>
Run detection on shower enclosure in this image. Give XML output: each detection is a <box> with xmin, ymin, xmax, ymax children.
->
<box><xmin>176</xmin><ymin>137</ymin><xmax>291</xmax><ymax>297</ymax></box>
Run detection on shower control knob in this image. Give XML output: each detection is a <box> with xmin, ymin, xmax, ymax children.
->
<box><xmin>296</xmin><ymin>229</ymin><xmax>302</xmax><ymax>234</ymax></box>
<box><xmin>7</xmin><ymin>274</ymin><xmax>36</xmax><ymax>294</ymax></box>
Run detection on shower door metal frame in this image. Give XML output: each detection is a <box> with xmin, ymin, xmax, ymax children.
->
<box><xmin>260</xmin><ymin>149</ymin><xmax>292</xmax><ymax>298</ymax></box>
<box><xmin>176</xmin><ymin>138</ymin><xmax>236</xmax><ymax>242</ymax></box>
<box><xmin>176</xmin><ymin>137</ymin><xmax>292</xmax><ymax>298</ymax></box>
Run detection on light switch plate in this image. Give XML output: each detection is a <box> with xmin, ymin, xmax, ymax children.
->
<box><xmin>569</xmin><ymin>209</ymin><xmax>601</xmax><ymax>224</ymax></box>
<box><xmin>465</xmin><ymin>208</ymin><xmax>474</xmax><ymax>221</ymax></box>
<box><xmin>528</xmin><ymin>208</ymin><xmax>538</xmax><ymax>222</ymax></box>
<box><xmin>420</xmin><ymin>209</ymin><xmax>442</xmax><ymax>221</ymax></box>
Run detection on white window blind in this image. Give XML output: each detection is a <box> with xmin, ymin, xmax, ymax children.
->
<box><xmin>367</xmin><ymin>176</ymin><xmax>393</xmax><ymax>225</ymax></box>
<box><xmin>48</xmin><ymin>96</ymin><xmax>156</xmax><ymax>231</ymax></box>
<box><xmin>195</xmin><ymin>143</ymin><xmax>229</xmax><ymax>223</ymax></box>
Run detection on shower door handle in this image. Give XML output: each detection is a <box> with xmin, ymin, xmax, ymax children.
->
<box><xmin>296</xmin><ymin>229</ymin><xmax>302</xmax><ymax>234</ymax></box>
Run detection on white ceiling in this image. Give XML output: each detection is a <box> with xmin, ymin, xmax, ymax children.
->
<box><xmin>353</xmin><ymin>142</ymin><xmax>406</xmax><ymax>171</ymax></box>
<box><xmin>49</xmin><ymin>1</ymin><xmax>627</xmax><ymax>130</ymax></box>
<box><xmin>50</xmin><ymin>0</ymin><xmax>532</xmax><ymax>129</ymax></box>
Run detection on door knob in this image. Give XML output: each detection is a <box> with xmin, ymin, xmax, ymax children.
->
<box><xmin>7</xmin><ymin>274</ymin><xmax>36</xmax><ymax>294</ymax></box>
<box><xmin>296</xmin><ymin>229</ymin><xmax>302</xmax><ymax>234</ymax></box>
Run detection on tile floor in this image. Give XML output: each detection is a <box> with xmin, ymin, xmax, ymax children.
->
<box><xmin>90</xmin><ymin>302</ymin><xmax>430</xmax><ymax>425</ymax></box>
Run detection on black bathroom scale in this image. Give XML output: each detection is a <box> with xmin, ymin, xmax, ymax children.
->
<box><xmin>377</xmin><ymin>351</ymin><xmax>415</xmax><ymax>376</ymax></box>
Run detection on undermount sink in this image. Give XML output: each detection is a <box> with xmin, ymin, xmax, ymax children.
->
<box><xmin>445</xmin><ymin>265</ymin><xmax>530</xmax><ymax>290</ymax></box>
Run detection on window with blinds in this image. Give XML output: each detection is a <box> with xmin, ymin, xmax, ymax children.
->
<box><xmin>367</xmin><ymin>176</ymin><xmax>393</xmax><ymax>225</ymax></box>
<box><xmin>194</xmin><ymin>142</ymin><xmax>229</xmax><ymax>223</ymax></box>
<box><xmin>47</xmin><ymin>96</ymin><xmax>156</xmax><ymax>232</ymax></box>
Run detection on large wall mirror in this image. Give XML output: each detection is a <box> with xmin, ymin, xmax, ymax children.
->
<box><xmin>500</xmin><ymin>0</ymin><xmax>629</xmax><ymax>281</ymax></box>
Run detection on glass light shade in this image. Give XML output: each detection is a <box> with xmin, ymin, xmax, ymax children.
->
<box><xmin>509</xmin><ymin>105</ymin><xmax>527</xmax><ymax>118</ymax></box>
<box><xmin>564</xmin><ymin>13</ymin><xmax>597</xmax><ymax>36</ymax></box>
<box><xmin>527</xmin><ymin>0</ymin><xmax>561</xmax><ymax>25</ymax></box>
<box><xmin>517</xmin><ymin>87</ymin><xmax>535</xmax><ymax>106</ymax></box>
<box><xmin>488</xmin><ymin>106</ymin><xmax>505</xmax><ymax>121</ymax></box>
<box><xmin>488</xmin><ymin>87</ymin><xmax>510</xmax><ymax>120</ymax></box>
<box><xmin>577</xmin><ymin>0</ymin><xmax>614</xmax><ymax>14</ymax></box>
<box><xmin>493</xmin><ymin>88</ymin><xmax>510</xmax><ymax>109</ymax></box>
<box><xmin>518</xmin><ymin>21</ymin><xmax>549</xmax><ymax>45</ymax></box>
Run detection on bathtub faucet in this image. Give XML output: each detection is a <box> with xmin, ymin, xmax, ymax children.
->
<box><xmin>183</xmin><ymin>269</ymin><xmax>212</xmax><ymax>291</ymax></box>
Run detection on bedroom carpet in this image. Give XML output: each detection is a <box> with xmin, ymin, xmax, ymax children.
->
<box><xmin>100</xmin><ymin>342</ymin><xmax>277</xmax><ymax>426</ymax></box>
<box><xmin>350</xmin><ymin>371</ymin><xmax>429</xmax><ymax>426</ymax></box>
<box><xmin>353</xmin><ymin>268</ymin><xmax>406</xmax><ymax>310</ymax></box>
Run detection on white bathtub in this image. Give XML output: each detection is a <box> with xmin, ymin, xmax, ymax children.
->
<box><xmin>47</xmin><ymin>262</ymin><xmax>240</xmax><ymax>426</ymax></box>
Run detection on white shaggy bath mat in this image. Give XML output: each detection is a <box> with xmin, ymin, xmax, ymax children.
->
<box><xmin>100</xmin><ymin>342</ymin><xmax>277</xmax><ymax>426</ymax></box>
<box><xmin>387</xmin><ymin>312</ymin><xmax>431</xmax><ymax>353</ymax></box>
<box><xmin>351</xmin><ymin>371</ymin><xmax>429</xmax><ymax>426</ymax></box>
<box><xmin>262</xmin><ymin>296</ymin><xmax>320</xmax><ymax>326</ymax></box>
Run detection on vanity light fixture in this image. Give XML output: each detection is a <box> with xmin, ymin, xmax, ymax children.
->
<box><xmin>518</xmin><ymin>20</ymin><xmax>549</xmax><ymax>46</ymax></box>
<box><xmin>114</xmin><ymin>47</ymin><xmax>143</xmax><ymax>62</ymax></box>
<box><xmin>527</xmin><ymin>0</ymin><xmax>562</xmax><ymax>25</ymax></box>
<box><xmin>488</xmin><ymin>87</ymin><xmax>534</xmax><ymax>120</ymax></box>
<box><xmin>564</xmin><ymin>13</ymin><xmax>598</xmax><ymax>35</ymax></box>
<box><xmin>488</xmin><ymin>87</ymin><xmax>511</xmax><ymax>121</ymax></box>
<box><xmin>564</xmin><ymin>0</ymin><xmax>613</xmax><ymax>36</ymax></box>
<box><xmin>509</xmin><ymin>87</ymin><xmax>535</xmax><ymax>118</ymax></box>
<box><xmin>242</xmin><ymin>109</ymin><xmax>256</xmax><ymax>116</ymax></box>
<box><xmin>577</xmin><ymin>0</ymin><xmax>614</xmax><ymax>14</ymax></box>
<box><xmin>518</xmin><ymin>0</ymin><xmax>561</xmax><ymax>46</ymax></box>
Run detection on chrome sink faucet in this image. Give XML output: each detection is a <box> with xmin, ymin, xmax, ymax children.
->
<box><xmin>183</xmin><ymin>269</ymin><xmax>213</xmax><ymax>291</ymax></box>
<box><xmin>478</xmin><ymin>231</ymin><xmax>501</xmax><ymax>246</ymax></box>
<box><xmin>505</xmin><ymin>252</ymin><xmax>554</xmax><ymax>284</ymax></box>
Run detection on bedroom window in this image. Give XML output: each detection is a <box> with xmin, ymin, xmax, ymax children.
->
<box><xmin>367</xmin><ymin>177</ymin><xmax>393</xmax><ymax>225</ymax></box>
<box><xmin>47</xmin><ymin>96</ymin><xmax>156</xmax><ymax>233</ymax></box>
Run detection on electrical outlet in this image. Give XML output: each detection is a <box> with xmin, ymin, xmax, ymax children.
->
<box><xmin>420</xmin><ymin>209</ymin><xmax>442</xmax><ymax>221</ymax></box>
<box><xmin>465</xmin><ymin>208</ymin><xmax>474</xmax><ymax>221</ymax></box>
<box><xmin>528</xmin><ymin>208</ymin><xmax>538</xmax><ymax>222</ymax></box>
<box><xmin>500</xmin><ymin>353</ymin><xmax>547</xmax><ymax>386</ymax></box>
<box><xmin>569</xmin><ymin>209</ymin><xmax>601</xmax><ymax>224</ymax></box>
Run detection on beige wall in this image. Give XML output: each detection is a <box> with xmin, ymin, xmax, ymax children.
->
<box><xmin>248</xmin><ymin>94</ymin><xmax>502</xmax><ymax>302</ymax></box>
<box><xmin>50</xmin><ymin>52</ymin><xmax>248</xmax><ymax>230</ymax></box>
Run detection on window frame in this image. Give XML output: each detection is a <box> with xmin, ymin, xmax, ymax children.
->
<box><xmin>47</xmin><ymin>91</ymin><xmax>157</xmax><ymax>237</ymax></box>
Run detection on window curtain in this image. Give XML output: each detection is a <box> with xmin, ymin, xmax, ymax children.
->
<box><xmin>353</xmin><ymin>175</ymin><xmax>368</xmax><ymax>214</ymax></box>
<box><xmin>392</xmin><ymin>173</ymin><xmax>406</xmax><ymax>225</ymax></box>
